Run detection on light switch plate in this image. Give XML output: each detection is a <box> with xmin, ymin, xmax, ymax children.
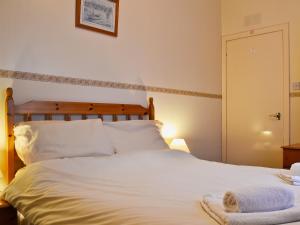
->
<box><xmin>292</xmin><ymin>82</ymin><xmax>300</xmax><ymax>91</ymax></box>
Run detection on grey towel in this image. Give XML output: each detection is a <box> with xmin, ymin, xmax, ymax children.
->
<box><xmin>223</xmin><ymin>186</ymin><xmax>294</xmax><ymax>213</ymax></box>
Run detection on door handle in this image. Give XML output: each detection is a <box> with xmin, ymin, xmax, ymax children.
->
<box><xmin>269</xmin><ymin>112</ymin><xmax>281</xmax><ymax>120</ymax></box>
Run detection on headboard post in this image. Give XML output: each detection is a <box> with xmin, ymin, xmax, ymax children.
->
<box><xmin>5</xmin><ymin>88</ymin><xmax>15</xmax><ymax>183</ymax></box>
<box><xmin>148</xmin><ymin>97</ymin><xmax>155</xmax><ymax>120</ymax></box>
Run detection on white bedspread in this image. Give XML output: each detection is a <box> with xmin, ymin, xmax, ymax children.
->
<box><xmin>3</xmin><ymin>150</ymin><xmax>300</xmax><ymax>225</ymax></box>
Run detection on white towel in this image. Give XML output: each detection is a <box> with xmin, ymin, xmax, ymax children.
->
<box><xmin>278</xmin><ymin>173</ymin><xmax>300</xmax><ymax>186</ymax></box>
<box><xmin>223</xmin><ymin>186</ymin><xmax>294</xmax><ymax>213</ymax></box>
<box><xmin>291</xmin><ymin>163</ymin><xmax>300</xmax><ymax>176</ymax></box>
<box><xmin>201</xmin><ymin>193</ymin><xmax>300</xmax><ymax>225</ymax></box>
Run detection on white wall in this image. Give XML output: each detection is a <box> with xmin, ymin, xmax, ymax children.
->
<box><xmin>0</xmin><ymin>0</ymin><xmax>221</xmax><ymax>93</ymax></box>
<box><xmin>0</xmin><ymin>0</ymin><xmax>222</xmax><ymax>175</ymax></box>
<box><xmin>222</xmin><ymin>0</ymin><xmax>300</xmax><ymax>144</ymax></box>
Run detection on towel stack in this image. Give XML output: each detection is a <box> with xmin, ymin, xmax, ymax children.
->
<box><xmin>223</xmin><ymin>186</ymin><xmax>294</xmax><ymax>213</ymax></box>
<box><xmin>201</xmin><ymin>186</ymin><xmax>299</xmax><ymax>225</ymax></box>
<box><xmin>279</xmin><ymin>163</ymin><xmax>300</xmax><ymax>186</ymax></box>
<box><xmin>278</xmin><ymin>174</ymin><xmax>300</xmax><ymax>186</ymax></box>
<box><xmin>291</xmin><ymin>163</ymin><xmax>300</xmax><ymax>176</ymax></box>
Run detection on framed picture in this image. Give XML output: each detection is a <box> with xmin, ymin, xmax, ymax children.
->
<box><xmin>76</xmin><ymin>0</ymin><xmax>119</xmax><ymax>37</ymax></box>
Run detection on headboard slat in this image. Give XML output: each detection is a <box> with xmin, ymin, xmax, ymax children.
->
<box><xmin>64</xmin><ymin>114</ymin><xmax>71</xmax><ymax>121</ymax></box>
<box><xmin>45</xmin><ymin>114</ymin><xmax>52</xmax><ymax>120</ymax></box>
<box><xmin>23</xmin><ymin>114</ymin><xmax>32</xmax><ymax>122</ymax></box>
<box><xmin>112</xmin><ymin>115</ymin><xmax>118</xmax><ymax>122</ymax></box>
<box><xmin>4</xmin><ymin>88</ymin><xmax>155</xmax><ymax>183</ymax></box>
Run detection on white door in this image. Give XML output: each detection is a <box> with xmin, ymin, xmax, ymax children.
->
<box><xmin>223</xmin><ymin>25</ymin><xmax>290</xmax><ymax>168</ymax></box>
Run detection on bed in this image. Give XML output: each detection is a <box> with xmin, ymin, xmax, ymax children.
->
<box><xmin>2</xmin><ymin>88</ymin><xmax>300</xmax><ymax>225</ymax></box>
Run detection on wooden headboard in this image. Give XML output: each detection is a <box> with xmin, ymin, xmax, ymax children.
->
<box><xmin>5</xmin><ymin>88</ymin><xmax>155</xmax><ymax>183</ymax></box>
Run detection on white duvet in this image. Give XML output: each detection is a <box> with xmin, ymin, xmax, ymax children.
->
<box><xmin>3</xmin><ymin>150</ymin><xmax>300</xmax><ymax>225</ymax></box>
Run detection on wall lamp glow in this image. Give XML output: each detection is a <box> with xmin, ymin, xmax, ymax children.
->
<box><xmin>170</xmin><ymin>138</ymin><xmax>190</xmax><ymax>153</ymax></box>
<box><xmin>161</xmin><ymin>123</ymin><xmax>177</xmax><ymax>144</ymax></box>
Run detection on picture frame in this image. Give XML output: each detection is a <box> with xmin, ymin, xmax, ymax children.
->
<box><xmin>75</xmin><ymin>0</ymin><xmax>119</xmax><ymax>37</ymax></box>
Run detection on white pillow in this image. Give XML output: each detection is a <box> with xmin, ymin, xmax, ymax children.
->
<box><xmin>14</xmin><ymin>119</ymin><xmax>114</xmax><ymax>165</ymax></box>
<box><xmin>103</xmin><ymin>120</ymin><xmax>169</xmax><ymax>154</ymax></box>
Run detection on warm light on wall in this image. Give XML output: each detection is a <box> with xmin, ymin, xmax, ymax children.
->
<box><xmin>161</xmin><ymin>123</ymin><xmax>177</xmax><ymax>145</ymax></box>
<box><xmin>261</xmin><ymin>130</ymin><xmax>273</xmax><ymax>136</ymax></box>
<box><xmin>161</xmin><ymin>123</ymin><xmax>177</xmax><ymax>139</ymax></box>
<box><xmin>169</xmin><ymin>138</ymin><xmax>190</xmax><ymax>153</ymax></box>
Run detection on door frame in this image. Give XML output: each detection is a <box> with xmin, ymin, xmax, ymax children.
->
<box><xmin>222</xmin><ymin>24</ymin><xmax>290</xmax><ymax>163</ymax></box>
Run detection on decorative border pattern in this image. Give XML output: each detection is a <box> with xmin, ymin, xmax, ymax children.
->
<box><xmin>290</xmin><ymin>92</ymin><xmax>300</xmax><ymax>97</ymax></box>
<box><xmin>0</xmin><ymin>69</ymin><xmax>222</xmax><ymax>99</ymax></box>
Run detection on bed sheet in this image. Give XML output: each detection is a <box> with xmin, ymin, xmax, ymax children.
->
<box><xmin>3</xmin><ymin>150</ymin><xmax>300</xmax><ymax>225</ymax></box>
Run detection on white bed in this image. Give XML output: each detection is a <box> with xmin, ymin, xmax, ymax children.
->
<box><xmin>3</xmin><ymin>149</ymin><xmax>300</xmax><ymax>225</ymax></box>
<box><xmin>3</xmin><ymin>89</ymin><xmax>300</xmax><ymax>225</ymax></box>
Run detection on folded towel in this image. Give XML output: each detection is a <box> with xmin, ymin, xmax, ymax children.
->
<box><xmin>291</xmin><ymin>163</ymin><xmax>300</xmax><ymax>176</ymax></box>
<box><xmin>201</xmin><ymin>193</ymin><xmax>300</xmax><ymax>225</ymax></box>
<box><xmin>278</xmin><ymin>174</ymin><xmax>300</xmax><ymax>186</ymax></box>
<box><xmin>223</xmin><ymin>186</ymin><xmax>294</xmax><ymax>213</ymax></box>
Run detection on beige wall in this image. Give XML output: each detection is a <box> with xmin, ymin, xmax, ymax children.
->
<box><xmin>0</xmin><ymin>0</ymin><xmax>222</xmax><ymax>174</ymax></box>
<box><xmin>222</xmin><ymin>0</ymin><xmax>300</xmax><ymax>144</ymax></box>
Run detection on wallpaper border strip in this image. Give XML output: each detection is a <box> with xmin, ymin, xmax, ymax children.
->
<box><xmin>290</xmin><ymin>92</ymin><xmax>300</xmax><ymax>97</ymax></box>
<box><xmin>0</xmin><ymin>69</ymin><xmax>222</xmax><ymax>99</ymax></box>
